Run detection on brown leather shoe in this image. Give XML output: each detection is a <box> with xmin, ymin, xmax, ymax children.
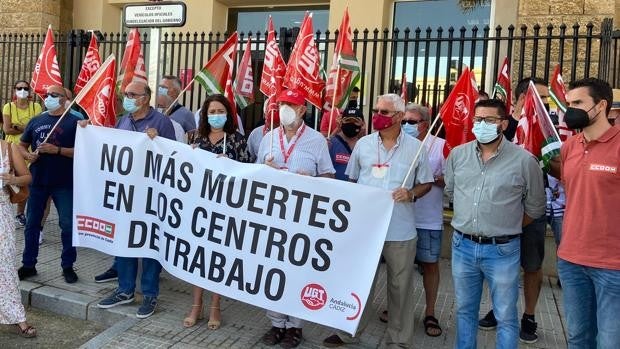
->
<box><xmin>323</xmin><ymin>334</ymin><xmax>346</xmax><ymax>347</ymax></box>
<box><xmin>280</xmin><ymin>327</ymin><xmax>302</xmax><ymax>349</ymax></box>
<box><xmin>261</xmin><ymin>326</ymin><xmax>286</xmax><ymax>346</ymax></box>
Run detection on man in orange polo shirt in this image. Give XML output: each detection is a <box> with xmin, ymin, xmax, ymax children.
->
<box><xmin>556</xmin><ymin>78</ymin><xmax>620</xmax><ymax>349</ymax></box>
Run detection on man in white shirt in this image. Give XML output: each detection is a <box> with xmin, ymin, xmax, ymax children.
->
<box><xmin>257</xmin><ymin>88</ymin><xmax>335</xmax><ymax>349</ymax></box>
<box><xmin>323</xmin><ymin>93</ymin><xmax>433</xmax><ymax>348</ymax></box>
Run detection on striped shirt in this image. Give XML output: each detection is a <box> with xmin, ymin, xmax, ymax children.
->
<box><xmin>346</xmin><ymin>131</ymin><xmax>434</xmax><ymax>241</ymax></box>
<box><xmin>256</xmin><ymin>123</ymin><xmax>335</xmax><ymax>176</ymax></box>
<box><xmin>545</xmin><ymin>174</ymin><xmax>565</xmax><ymax>218</ymax></box>
<box><xmin>248</xmin><ymin>125</ymin><xmax>268</xmax><ymax>162</ymax></box>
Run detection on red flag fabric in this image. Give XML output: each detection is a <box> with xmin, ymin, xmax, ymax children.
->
<box><xmin>75</xmin><ymin>55</ymin><xmax>117</xmax><ymax>127</ymax></box>
<box><xmin>440</xmin><ymin>67</ymin><xmax>479</xmax><ymax>158</ymax></box>
<box><xmin>118</xmin><ymin>28</ymin><xmax>147</xmax><ymax>94</ymax></box>
<box><xmin>224</xmin><ymin>72</ymin><xmax>239</xmax><ymax>128</ymax></box>
<box><xmin>401</xmin><ymin>73</ymin><xmax>408</xmax><ymax>103</ymax></box>
<box><xmin>492</xmin><ymin>57</ymin><xmax>512</xmax><ymax>113</ymax></box>
<box><xmin>283</xmin><ymin>13</ymin><xmax>325</xmax><ymax>108</ymax></box>
<box><xmin>325</xmin><ymin>8</ymin><xmax>360</xmax><ymax>110</ymax></box>
<box><xmin>195</xmin><ymin>32</ymin><xmax>238</xmax><ymax>96</ymax></box>
<box><xmin>549</xmin><ymin>64</ymin><xmax>575</xmax><ymax>141</ymax></box>
<box><xmin>234</xmin><ymin>37</ymin><xmax>254</xmax><ymax>109</ymax></box>
<box><xmin>30</xmin><ymin>25</ymin><xmax>63</xmax><ymax>98</ymax></box>
<box><xmin>74</xmin><ymin>34</ymin><xmax>102</xmax><ymax>95</ymax></box>
<box><xmin>514</xmin><ymin>81</ymin><xmax>561</xmax><ymax>170</ymax></box>
<box><xmin>260</xmin><ymin>17</ymin><xmax>286</xmax><ymax>124</ymax></box>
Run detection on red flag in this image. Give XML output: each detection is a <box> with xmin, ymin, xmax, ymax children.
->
<box><xmin>401</xmin><ymin>73</ymin><xmax>408</xmax><ymax>103</ymax></box>
<box><xmin>224</xmin><ymin>72</ymin><xmax>238</xmax><ymax>128</ymax></box>
<box><xmin>195</xmin><ymin>32</ymin><xmax>238</xmax><ymax>95</ymax></box>
<box><xmin>549</xmin><ymin>64</ymin><xmax>575</xmax><ymax>141</ymax></box>
<box><xmin>325</xmin><ymin>8</ymin><xmax>360</xmax><ymax>110</ymax></box>
<box><xmin>492</xmin><ymin>57</ymin><xmax>512</xmax><ymax>113</ymax></box>
<box><xmin>440</xmin><ymin>67</ymin><xmax>479</xmax><ymax>158</ymax></box>
<box><xmin>30</xmin><ymin>25</ymin><xmax>63</xmax><ymax>98</ymax></box>
<box><xmin>234</xmin><ymin>37</ymin><xmax>254</xmax><ymax>109</ymax></box>
<box><xmin>283</xmin><ymin>13</ymin><xmax>325</xmax><ymax>108</ymax></box>
<box><xmin>75</xmin><ymin>55</ymin><xmax>117</xmax><ymax>127</ymax></box>
<box><xmin>515</xmin><ymin>81</ymin><xmax>562</xmax><ymax>170</ymax></box>
<box><xmin>260</xmin><ymin>17</ymin><xmax>286</xmax><ymax>124</ymax></box>
<box><xmin>118</xmin><ymin>28</ymin><xmax>147</xmax><ymax>94</ymax></box>
<box><xmin>74</xmin><ymin>34</ymin><xmax>101</xmax><ymax>95</ymax></box>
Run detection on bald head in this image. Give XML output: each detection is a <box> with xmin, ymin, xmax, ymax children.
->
<box><xmin>45</xmin><ymin>85</ymin><xmax>67</xmax><ymax>114</ymax></box>
<box><xmin>124</xmin><ymin>81</ymin><xmax>152</xmax><ymax>115</ymax></box>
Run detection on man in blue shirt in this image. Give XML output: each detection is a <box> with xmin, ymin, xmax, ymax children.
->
<box><xmin>17</xmin><ymin>84</ymin><xmax>82</xmax><ymax>284</ymax></box>
<box><xmin>328</xmin><ymin>106</ymin><xmax>365</xmax><ymax>180</ymax></box>
<box><xmin>96</xmin><ymin>81</ymin><xmax>175</xmax><ymax>319</ymax></box>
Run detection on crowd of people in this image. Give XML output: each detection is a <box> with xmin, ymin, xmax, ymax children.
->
<box><xmin>0</xmin><ymin>74</ymin><xmax>618</xmax><ymax>349</ymax></box>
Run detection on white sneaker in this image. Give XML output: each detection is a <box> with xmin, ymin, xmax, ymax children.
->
<box><xmin>39</xmin><ymin>231</ymin><xmax>44</xmax><ymax>245</ymax></box>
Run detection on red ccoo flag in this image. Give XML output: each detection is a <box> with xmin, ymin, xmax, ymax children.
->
<box><xmin>234</xmin><ymin>37</ymin><xmax>254</xmax><ymax>109</ymax></box>
<box><xmin>74</xmin><ymin>33</ymin><xmax>102</xmax><ymax>95</ymax></box>
<box><xmin>283</xmin><ymin>12</ymin><xmax>325</xmax><ymax>108</ymax></box>
<box><xmin>492</xmin><ymin>57</ymin><xmax>512</xmax><ymax>113</ymax></box>
<box><xmin>118</xmin><ymin>28</ymin><xmax>147</xmax><ymax>94</ymax></box>
<box><xmin>401</xmin><ymin>73</ymin><xmax>408</xmax><ymax>103</ymax></box>
<box><xmin>31</xmin><ymin>25</ymin><xmax>63</xmax><ymax>98</ymax></box>
<box><xmin>515</xmin><ymin>81</ymin><xmax>562</xmax><ymax>171</ymax></box>
<box><xmin>440</xmin><ymin>67</ymin><xmax>479</xmax><ymax>158</ymax></box>
<box><xmin>549</xmin><ymin>64</ymin><xmax>575</xmax><ymax>141</ymax></box>
<box><xmin>75</xmin><ymin>54</ymin><xmax>117</xmax><ymax>127</ymax></box>
<box><xmin>260</xmin><ymin>16</ymin><xmax>286</xmax><ymax>125</ymax></box>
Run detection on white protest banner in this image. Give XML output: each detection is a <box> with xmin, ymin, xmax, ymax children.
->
<box><xmin>73</xmin><ymin>126</ymin><xmax>394</xmax><ymax>334</ymax></box>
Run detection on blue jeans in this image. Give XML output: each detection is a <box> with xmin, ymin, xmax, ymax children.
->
<box><xmin>547</xmin><ymin>215</ymin><xmax>563</xmax><ymax>246</ymax></box>
<box><xmin>557</xmin><ymin>258</ymin><xmax>620</xmax><ymax>349</ymax></box>
<box><xmin>22</xmin><ymin>186</ymin><xmax>76</xmax><ymax>269</ymax></box>
<box><xmin>116</xmin><ymin>257</ymin><xmax>162</xmax><ymax>298</ymax></box>
<box><xmin>451</xmin><ymin>232</ymin><xmax>520</xmax><ymax>349</ymax></box>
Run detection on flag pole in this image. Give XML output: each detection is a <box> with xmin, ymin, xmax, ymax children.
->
<box><xmin>40</xmin><ymin>54</ymin><xmax>116</xmax><ymax>145</ymax></box>
<box><xmin>400</xmin><ymin>112</ymin><xmax>442</xmax><ymax>188</ymax></box>
<box><xmin>326</xmin><ymin>56</ymin><xmax>342</xmax><ymax>138</ymax></box>
<box><xmin>530</xmin><ymin>81</ymin><xmax>563</xmax><ymax>144</ymax></box>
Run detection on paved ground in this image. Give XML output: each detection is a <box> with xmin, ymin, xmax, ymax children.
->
<box><xmin>12</xmin><ymin>209</ymin><xmax>568</xmax><ymax>349</ymax></box>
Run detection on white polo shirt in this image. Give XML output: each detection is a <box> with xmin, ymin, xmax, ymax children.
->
<box><xmin>414</xmin><ymin>135</ymin><xmax>446</xmax><ymax>231</ymax></box>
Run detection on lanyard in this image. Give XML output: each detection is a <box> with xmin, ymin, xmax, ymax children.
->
<box><xmin>278</xmin><ymin>123</ymin><xmax>306</xmax><ymax>165</ymax></box>
<box><xmin>374</xmin><ymin>133</ymin><xmax>399</xmax><ymax>168</ymax></box>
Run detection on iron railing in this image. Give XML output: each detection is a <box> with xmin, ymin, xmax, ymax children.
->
<box><xmin>0</xmin><ymin>18</ymin><xmax>616</xmax><ymax>132</ymax></box>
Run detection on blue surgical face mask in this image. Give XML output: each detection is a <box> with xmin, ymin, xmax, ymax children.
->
<box><xmin>44</xmin><ymin>96</ymin><xmax>61</xmax><ymax>112</ymax></box>
<box><xmin>158</xmin><ymin>86</ymin><xmax>169</xmax><ymax>96</ymax></box>
<box><xmin>123</xmin><ymin>96</ymin><xmax>140</xmax><ymax>113</ymax></box>
<box><xmin>208</xmin><ymin>114</ymin><xmax>227</xmax><ymax>129</ymax></box>
<box><xmin>472</xmin><ymin>121</ymin><xmax>501</xmax><ymax>144</ymax></box>
<box><xmin>402</xmin><ymin>123</ymin><xmax>419</xmax><ymax>138</ymax></box>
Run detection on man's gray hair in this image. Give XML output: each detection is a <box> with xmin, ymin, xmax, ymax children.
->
<box><xmin>162</xmin><ymin>75</ymin><xmax>182</xmax><ymax>91</ymax></box>
<box><xmin>405</xmin><ymin>103</ymin><xmax>430</xmax><ymax>121</ymax></box>
<box><xmin>377</xmin><ymin>93</ymin><xmax>405</xmax><ymax>112</ymax></box>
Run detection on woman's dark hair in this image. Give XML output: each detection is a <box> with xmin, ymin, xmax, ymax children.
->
<box><xmin>13</xmin><ymin>80</ymin><xmax>30</xmax><ymax>90</ymax></box>
<box><xmin>198</xmin><ymin>94</ymin><xmax>236</xmax><ymax>137</ymax></box>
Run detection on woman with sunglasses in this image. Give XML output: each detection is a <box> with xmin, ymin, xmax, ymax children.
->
<box><xmin>2</xmin><ymin>80</ymin><xmax>41</xmax><ymax>227</ymax></box>
<box><xmin>184</xmin><ymin>94</ymin><xmax>251</xmax><ymax>330</ymax></box>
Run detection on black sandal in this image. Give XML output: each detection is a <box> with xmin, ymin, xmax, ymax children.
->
<box><xmin>261</xmin><ymin>326</ymin><xmax>286</xmax><ymax>345</ymax></box>
<box><xmin>423</xmin><ymin>315</ymin><xmax>442</xmax><ymax>337</ymax></box>
<box><xmin>15</xmin><ymin>324</ymin><xmax>37</xmax><ymax>338</ymax></box>
<box><xmin>379</xmin><ymin>310</ymin><xmax>388</xmax><ymax>323</ymax></box>
<box><xmin>280</xmin><ymin>327</ymin><xmax>302</xmax><ymax>349</ymax></box>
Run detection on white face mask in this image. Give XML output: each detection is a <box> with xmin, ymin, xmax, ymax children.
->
<box><xmin>279</xmin><ymin>105</ymin><xmax>298</xmax><ymax>127</ymax></box>
<box><xmin>15</xmin><ymin>90</ymin><xmax>29</xmax><ymax>99</ymax></box>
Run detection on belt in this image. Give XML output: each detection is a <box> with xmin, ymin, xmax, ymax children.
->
<box><xmin>457</xmin><ymin>231</ymin><xmax>520</xmax><ymax>245</ymax></box>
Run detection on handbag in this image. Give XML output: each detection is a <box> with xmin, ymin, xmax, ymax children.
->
<box><xmin>5</xmin><ymin>143</ymin><xmax>29</xmax><ymax>204</ymax></box>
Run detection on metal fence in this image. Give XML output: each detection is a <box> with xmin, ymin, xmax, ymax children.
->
<box><xmin>0</xmin><ymin>18</ymin><xmax>616</xmax><ymax>132</ymax></box>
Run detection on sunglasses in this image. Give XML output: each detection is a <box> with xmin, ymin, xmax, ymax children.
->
<box><xmin>401</xmin><ymin>120</ymin><xmax>419</xmax><ymax>125</ymax></box>
<box><xmin>43</xmin><ymin>92</ymin><xmax>65</xmax><ymax>98</ymax></box>
<box><xmin>15</xmin><ymin>86</ymin><xmax>30</xmax><ymax>91</ymax></box>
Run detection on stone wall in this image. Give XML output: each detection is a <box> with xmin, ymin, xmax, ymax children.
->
<box><xmin>514</xmin><ymin>0</ymin><xmax>615</xmax><ymax>83</ymax></box>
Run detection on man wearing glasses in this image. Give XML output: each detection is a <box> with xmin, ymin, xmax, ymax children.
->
<box><xmin>445</xmin><ymin>99</ymin><xmax>545</xmax><ymax>349</ymax></box>
<box><xmin>323</xmin><ymin>94</ymin><xmax>433</xmax><ymax>348</ymax></box>
<box><xmin>17</xmin><ymin>85</ymin><xmax>81</xmax><ymax>284</ymax></box>
<box><xmin>96</xmin><ymin>81</ymin><xmax>175</xmax><ymax>319</ymax></box>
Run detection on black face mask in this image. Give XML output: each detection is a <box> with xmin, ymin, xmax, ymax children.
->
<box><xmin>543</xmin><ymin>103</ymin><xmax>550</xmax><ymax>113</ymax></box>
<box><xmin>341</xmin><ymin>122</ymin><xmax>361</xmax><ymax>138</ymax></box>
<box><xmin>564</xmin><ymin>105</ymin><xmax>598</xmax><ymax>130</ymax></box>
<box><xmin>347</xmin><ymin>99</ymin><xmax>358</xmax><ymax>109</ymax></box>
